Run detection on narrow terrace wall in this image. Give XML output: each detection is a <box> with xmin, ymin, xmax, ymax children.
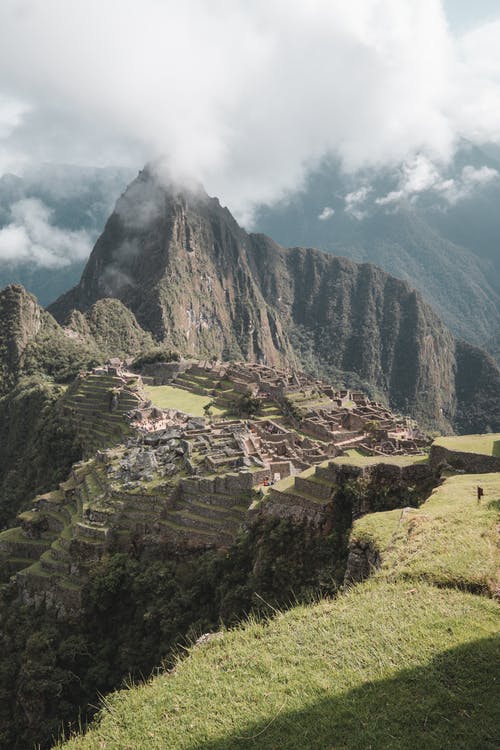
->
<box><xmin>430</xmin><ymin>445</ymin><xmax>500</xmax><ymax>473</ymax></box>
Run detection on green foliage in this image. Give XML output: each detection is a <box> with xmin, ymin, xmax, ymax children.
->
<box><xmin>233</xmin><ymin>394</ymin><xmax>262</xmax><ymax>418</ymax></box>
<box><xmin>0</xmin><ymin>377</ymin><xmax>81</xmax><ymax>527</ymax></box>
<box><xmin>23</xmin><ymin>314</ymin><xmax>102</xmax><ymax>383</ymax></box>
<box><xmin>85</xmin><ymin>299</ymin><xmax>155</xmax><ymax>358</ymax></box>
<box><xmin>132</xmin><ymin>348</ymin><xmax>180</xmax><ymax>368</ymax></box>
<box><xmin>0</xmin><ymin>516</ymin><xmax>347</xmax><ymax>749</ymax></box>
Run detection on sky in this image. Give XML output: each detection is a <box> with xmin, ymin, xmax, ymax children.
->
<box><xmin>0</xmin><ymin>0</ymin><xmax>499</xmax><ymax>263</ymax></box>
<box><xmin>443</xmin><ymin>0</ymin><xmax>500</xmax><ymax>33</ymax></box>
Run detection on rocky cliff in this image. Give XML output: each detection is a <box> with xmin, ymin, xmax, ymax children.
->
<box><xmin>48</xmin><ymin>166</ymin><xmax>500</xmax><ymax>432</ymax></box>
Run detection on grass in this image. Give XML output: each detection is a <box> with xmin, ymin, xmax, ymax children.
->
<box><xmin>352</xmin><ymin>472</ymin><xmax>500</xmax><ymax>595</ymax></box>
<box><xmin>59</xmin><ymin>581</ymin><xmax>499</xmax><ymax>750</ymax></box>
<box><xmin>433</xmin><ymin>433</ymin><xmax>500</xmax><ymax>457</ymax></box>
<box><xmin>333</xmin><ymin>449</ymin><xmax>428</xmax><ymax>467</ymax></box>
<box><xmin>57</xmin><ymin>459</ymin><xmax>500</xmax><ymax>750</ymax></box>
<box><xmin>145</xmin><ymin>385</ymin><xmax>226</xmax><ymax>417</ymax></box>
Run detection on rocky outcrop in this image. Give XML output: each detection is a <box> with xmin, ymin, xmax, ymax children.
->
<box><xmin>0</xmin><ymin>285</ymin><xmax>42</xmax><ymax>394</ymax></box>
<box><xmin>343</xmin><ymin>538</ymin><xmax>381</xmax><ymax>585</ymax></box>
<box><xmin>48</xmin><ymin>166</ymin><xmax>500</xmax><ymax>432</ymax></box>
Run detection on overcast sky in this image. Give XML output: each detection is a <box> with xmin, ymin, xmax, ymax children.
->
<box><xmin>0</xmin><ymin>0</ymin><xmax>499</xmax><ymax>218</ymax></box>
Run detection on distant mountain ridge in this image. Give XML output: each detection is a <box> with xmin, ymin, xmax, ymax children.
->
<box><xmin>254</xmin><ymin>144</ymin><xmax>500</xmax><ymax>353</ymax></box>
<box><xmin>48</xmin><ymin>165</ymin><xmax>500</xmax><ymax>433</ymax></box>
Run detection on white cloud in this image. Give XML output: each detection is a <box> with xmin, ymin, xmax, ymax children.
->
<box><xmin>318</xmin><ymin>206</ymin><xmax>335</xmax><ymax>221</ymax></box>
<box><xmin>0</xmin><ymin>93</ymin><xmax>29</xmax><ymax>139</ymax></box>
<box><xmin>0</xmin><ymin>1</ymin><xmax>499</xmax><ymax>219</ymax></box>
<box><xmin>0</xmin><ymin>198</ymin><xmax>91</xmax><ymax>267</ymax></box>
<box><xmin>375</xmin><ymin>156</ymin><xmax>499</xmax><ymax>206</ymax></box>
<box><xmin>345</xmin><ymin>186</ymin><xmax>373</xmax><ymax>220</ymax></box>
<box><xmin>436</xmin><ymin>164</ymin><xmax>499</xmax><ymax>203</ymax></box>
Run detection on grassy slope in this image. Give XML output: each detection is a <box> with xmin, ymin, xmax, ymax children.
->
<box><xmin>351</xmin><ymin>472</ymin><xmax>500</xmax><ymax>595</ymax></box>
<box><xmin>433</xmin><ymin>433</ymin><xmax>500</xmax><ymax>457</ymax></box>
<box><xmin>332</xmin><ymin>449</ymin><xmax>428</xmax><ymax>467</ymax></box>
<box><xmin>60</xmin><ymin>472</ymin><xmax>500</xmax><ymax>750</ymax></box>
<box><xmin>60</xmin><ymin>583</ymin><xmax>498</xmax><ymax>750</ymax></box>
<box><xmin>145</xmin><ymin>385</ymin><xmax>226</xmax><ymax>417</ymax></box>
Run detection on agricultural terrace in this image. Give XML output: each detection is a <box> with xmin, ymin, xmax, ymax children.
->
<box><xmin>144</xmin><ymin>385</ymin><xmax>226</xmax><ymax>417</ymax></box>
<box><xmin>433</xmin><ymin>433</ymin><xmax>500</xmax><ymax>457</ymax></box>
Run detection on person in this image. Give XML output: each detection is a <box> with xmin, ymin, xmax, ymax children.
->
<box><xmin>477</xmin><ymin>486</ymin><xmax>484</xmax><ymax>503</ymax></box>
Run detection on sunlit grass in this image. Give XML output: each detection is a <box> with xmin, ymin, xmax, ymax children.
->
<box><xmin>353</xmin><ymin>472</ymin><xmax>500</xmax><ymax>594</ymax></box>
<box><xmin>59</xmin><ymin>581</ymin><xmax>499</xmax><ymax>750</ymax></box>
<box><xmin>433</xmin><ymin>433</ymin><xmax>500</xmax><ymax>457</ymax></box>
<box><xmin>144</xmin><ymin>385</ymin><xmax>226</xmax><ymax>417</ymax></box>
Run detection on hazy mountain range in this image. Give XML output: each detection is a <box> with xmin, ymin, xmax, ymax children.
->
<box><xmin>47</xmin><ymin>165</ymin><xmax>500</xmax><ymax>433</ymax></box>
<box><xmin>254</xmin><ymin>142</ymin><xmax>500</xmax><ymax>355</ymax></box>
<box><xmin>0</xmin><ymin>145</ymin><xmax>498</xmax><ymax>362</ymax></box>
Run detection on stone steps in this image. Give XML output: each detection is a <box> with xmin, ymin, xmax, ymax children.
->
<box><xmin>158</xmin><ymin>517</ymin><xmax>233</xmax><ymax>544</ymax></box>
<box><xmin>180</xmin><ymin>497</ymin><xmax>245</xmax><ymax>524</ymax></box>
<box><xmin>180</xmin><ymin>485</ymin><xmax>250</xmax><ymax>509</ymax></box>
<box><xmin>294</xmin><ymin>476</ymin><xmax>334</xmax><ymax>502</ymax></box>
<box><xmin>50</xmin><ymin>538</ymin><xmax>73</xmax><ymax>562</ymax></box>
<box><xmin>74</xmin><ymin>522</ymin><xmax>110</xmax><ymax>541</ymax></box>
<box><xmin>166</xmin><ymin>507</ymin><xmax>240</xmax><ymax>534</ymax></box>
<box><xmin>40</xmin><ymin>549</ymin><xmax>70</xmax><ymax>575</ymax></box>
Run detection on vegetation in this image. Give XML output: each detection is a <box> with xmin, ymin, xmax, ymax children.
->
<box><xmin>132</xmin><ymin>347</ymin><xmax>180</xmax><ymax>368</ymax></box>
<box><xmin>0</xmin><ymin>378</ymin><xmax>81</xmax><ymax>527</ymax></box>
<box><xmin>433</xmin><ymin>433</ymin><xmax>500</xmax><ymax>457</ymax></box>
<box><xmin>23</xmin><ymin>313</ymin><xmax>102</xmax><ymax>383</ymax></box>
<box><xmin>85</xmin><ymin>299</ymin><xmax>155</xmax><ymax>358</ymax></box>
<box><xmin>0</xmin><ymin>516</ymin><xmax>348</xmax><ymax>749</ymax></box>
<box><xmin>233</xmin><ymin>394</ymin><xmax>262</xmax><ymax>418</ymax></box>
<box><xmin>59</xmin><ymin>582</ymin><xmax>499</xmax><ymax>750</ymax></box>
<box><xmin>353</xmin><ymin>472</ymin><xmax>500</xmax><ymax>595</ymax></box>
<box><xmin>54</xmin><ymin>464</ymin><xmax>500</xmax><ymax>750</ymax></box>
<box><xmin>145</xmin><ymin>385</ymin><xmax>226</xmax><ymax>417</ymax></box>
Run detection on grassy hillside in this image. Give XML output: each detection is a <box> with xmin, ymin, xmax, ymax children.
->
<box><xmin>59</xmin><ymin>471</ymin><xmax>500</xmax><ymax>750</ymax></box>
<box><xmin>351</xmin><ymin>472</ymin><xmax>500</xmax><ymax>595</ymax></box>
<box><xmin>59</xmin><ymin>582</ymin><xmax>498</xmax><ymax>750</ymax></box>
<box><xmin>433</xmin><ymin>433</ymin><xmax>500</xmax><ymax>457</ymax></box>
<box><xmin>145</xmin><ymin>385</ymin><xmax>226</xmax><ymax>417</ymax></box>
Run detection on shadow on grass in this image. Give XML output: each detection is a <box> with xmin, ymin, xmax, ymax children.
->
<box><xmin>492</xmin><ymin>440</ymin><xmax>500</xmax><ymax>458</ymax></box>
<box><xmin>190</xmin><ymin>636</ymin><xmax>500</xmax><ymax>750</ymax></box>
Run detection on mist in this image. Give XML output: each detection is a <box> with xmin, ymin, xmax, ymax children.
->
<box><xmin>0</xmin><ymin>0</ymin><xmax>499</xmax><ymax>222</ymax></box>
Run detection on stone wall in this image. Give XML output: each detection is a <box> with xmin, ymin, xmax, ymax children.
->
<box><xmin>430</xmin><ymin>444</ymin><xmax>500</xmax><ymax>473</ymax></box>
<box><xmin>181</xmin><ymin>468</ymin><xmax>269</xmax><ymax>497</ymax></box>
<box><xmin>139</xmin><ymin>361</ymin><xmax>187</xmax><ymax>384</ymax></box>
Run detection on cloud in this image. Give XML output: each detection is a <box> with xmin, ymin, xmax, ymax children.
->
<box><xmin>375</xmin><ymin>155</ymin><xmax>499</xmax><ymax>206</ymax></box>
<box><xmin>345</xmin><ymin>186</ymin><xmax>373</xmax><ymax>220</ymax></box>
<box><xmin>318</xmin><ymin>206</ymin><xmax>335</xmax><ymax>221</ymax></box>
<box><xmin>0</xmin><ymin>198</ymin><xmax>92</xmax><ymax>267</ymax></box>
<box><xmin>0</xmin><ymin>1</ymin><xmax>499</xmax><ymax>219</ymax></box>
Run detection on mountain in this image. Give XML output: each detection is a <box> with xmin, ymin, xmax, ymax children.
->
<box><xmin>49</xmin><ymin>165</ymin><xmax>500</xmax><ymax>433</ymax></box>
<box><xmin>254</xmin><ymin>144</ymin><xmax>500</xmax><ymax>354</ymax></box>
<box><xmin>0</xmin><ymin>284</ymin><xmax>154</xmax><ymax>527</ymax></box>
<box><xmin>0</xmin><ymin>164</ymin><xmax>134</xmax><ymax>306</ymax></box>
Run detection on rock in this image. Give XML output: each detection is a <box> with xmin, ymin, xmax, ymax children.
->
<box><xmin>180</xmin><ymin>439</ymin><xmax>192</xmax><ymax>456</ymax></box>
<box><xmin>184</xmin><ymin>458</ymin><xmax>197</xmax><ymax>475</ymax></box>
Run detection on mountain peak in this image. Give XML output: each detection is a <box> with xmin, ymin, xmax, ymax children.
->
<box><xmin>47</xmin><ymin>166</ymin><xmax>500</xmax><ymax>431</ymax></box>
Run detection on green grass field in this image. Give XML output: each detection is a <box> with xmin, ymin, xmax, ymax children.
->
<box><xmin>59</xmin><ymin>581</ymin><xmax>499</xmax><ymax>750</ymax></box>
<box><xmin>145</xmin><ymin>385</ymin><xmax>226</xmax><ymax>417</ymax></box>
<box><xmin>433</xmin><ymin>433</ymin><xmax>500</xmax><ymax>457</ymax></box>
<box><xmin>59</xmin><ymin>465</ymin><xmax>500</xmax><ymax>750</ymax></box>
<box><xmin>352</xmin><ymin>472</ymin><xmax>500</xmax><ymax>594</ymax></box>
<box><xmin>333</xmin><ymin>449</ymin><xmax>428</xmax><ymax>467</ymax></box>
